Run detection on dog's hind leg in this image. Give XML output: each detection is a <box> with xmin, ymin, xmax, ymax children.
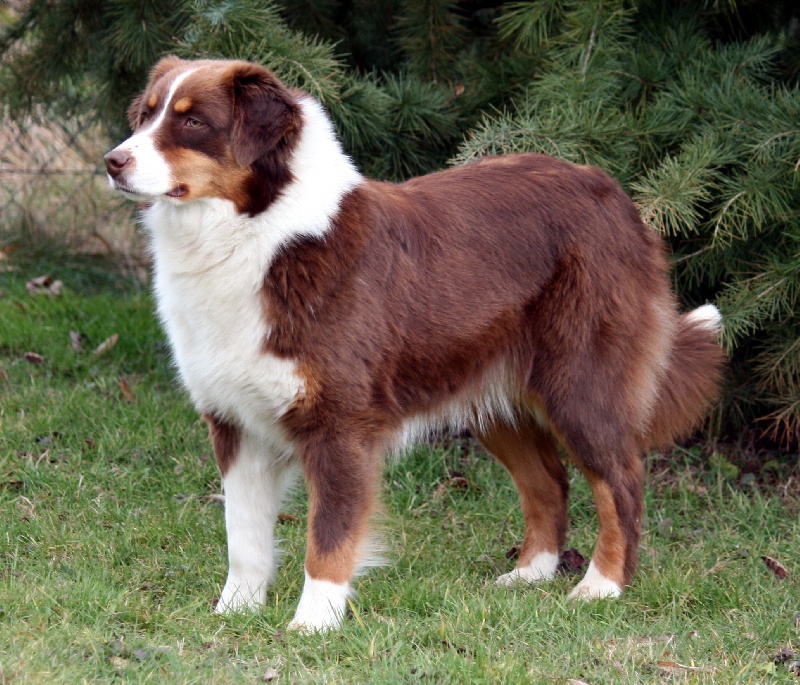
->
<box><xmin>527</xmin><ymin>373</ymin><xmax>646</xmax><ymax>598</ymax></box>
<box><xmin>567</xmin><ymin>450</ymin><xmax>644</xmax><ymax>599</ymax></box>
<box><xmin>475</xmin><ymin>418</ymin><xmax>568</xmax><ymax>586</ymax></box>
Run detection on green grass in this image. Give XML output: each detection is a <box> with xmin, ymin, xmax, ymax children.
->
<box><xmin>1</xmin><ymin>252</ymin><xmax>799</xmax><ymax>684</ymax></box>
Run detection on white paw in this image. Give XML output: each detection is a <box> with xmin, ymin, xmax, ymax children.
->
<box><xmin>287</xmin><ymin>572</ymin><xmax>351</xmax><ymax>633</ymax></box>
<box><xmin>215</xmin><ymin>575</ymin><xmax>268</xmax><ymax>614</ymax></box>
<box><xmin>495</xmin><ymin>552</ymin><xmax>559</xmax><ymax>587</ymax></box>
<box><xmin>286</xmin><ymin>612</ymin><xmax>342</xmax><ymax>633</ymax></box>
<box><xmin>567</xmin><ymin>560</ymin><xmax>622</xmax><ymax>600</ymax></box>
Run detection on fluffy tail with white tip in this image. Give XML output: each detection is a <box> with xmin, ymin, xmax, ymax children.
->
<box><xmin>642</xmin><ymin>304</ymin><xmax>725</xmax><ymax>449</ymax></box>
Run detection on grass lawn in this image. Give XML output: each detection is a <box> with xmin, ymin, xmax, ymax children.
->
<box><xmin>1</xmin><ymin>249</ymin><xmax>799</xmax><ymax>684</ymax></box>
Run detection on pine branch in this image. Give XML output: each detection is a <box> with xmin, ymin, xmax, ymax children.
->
<box><xmin>395</xmin><ymin>0</ymin><xmax>468</xmax><ymax>83</ymax></box>
<box><xmin>496</xmin><ymin>0</ymin><xmax>566</xmax><ymax>54</ymax></box>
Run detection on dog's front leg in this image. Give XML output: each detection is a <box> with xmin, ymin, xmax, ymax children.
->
<box><xmin>211</xmin><ymin>425</ymin><xmax>296</xmax><ymax>614</ymax></box>
<box><xmin>288</xmin><ymin>436</ymin><xmax>380</xmax><ymax>632</ymax></box>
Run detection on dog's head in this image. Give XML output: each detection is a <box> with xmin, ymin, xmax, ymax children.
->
<box><xmin>104</xmin><ymin>56</ymin><xmax>301</xmax><ymax>215</ymax></box>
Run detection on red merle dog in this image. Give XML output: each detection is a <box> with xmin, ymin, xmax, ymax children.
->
<box><xmin>105</xmin><ymin>56</ymin><xmax>724</xmax><ymax>632</ymax></box>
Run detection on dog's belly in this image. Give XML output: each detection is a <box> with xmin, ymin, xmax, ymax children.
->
<box><xmin>391</xmin><ymin>360</ymin><xmax>522</xmax><ymax>454</ymax></box>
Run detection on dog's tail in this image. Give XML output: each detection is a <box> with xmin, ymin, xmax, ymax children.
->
<box><xmin>641</xmin><ymin>304</ymin><xmax>726</xmax><ymax>450</ymax></box>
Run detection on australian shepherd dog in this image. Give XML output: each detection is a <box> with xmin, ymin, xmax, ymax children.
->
<box><xmin>105</xmin><ymin>57</ymin><xmax>724</xmax><ymax>632</ymax></box>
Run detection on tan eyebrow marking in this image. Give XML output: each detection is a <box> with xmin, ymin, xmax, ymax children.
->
<box><xmin>147</xmin><ymin>94</ymin><xmax>158</xmax><ymax>109</ymax></box>
<box><xmin>174</xmin><ymin>97</ymin><xmax>193</xmax><ymax>114</ymax></box>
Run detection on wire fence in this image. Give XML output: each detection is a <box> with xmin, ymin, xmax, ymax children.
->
<box><xmin>0</xmin><ymin>107</ymin><xmax>139</xmax><ymax>257</ymax></box>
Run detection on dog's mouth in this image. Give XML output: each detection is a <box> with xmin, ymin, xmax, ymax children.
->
<box><xmin>166</xmin><ymin>185</ymin><xmax>188</xmax><ymax>198</ymax></box>
<box><xmin>111</xmin><ymin>180</ymin><xmax>188</xmax><ymax>200</ymax></box>
<box><xmin>111</xmin><ymin>180</ymin><xmax>147</xmax><ymax>199</ymax></box>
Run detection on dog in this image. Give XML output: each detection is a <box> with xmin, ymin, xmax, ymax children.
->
<box><xmin>105</xmin><ymin>56</ymin><xmax>724</xmax><ymax>632</ymax></box>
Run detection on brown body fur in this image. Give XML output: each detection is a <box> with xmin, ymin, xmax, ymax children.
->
<box><xmin>265</xmin><ymin>155</ymin><xmax>723</xmax><ymax>588</ymax></box>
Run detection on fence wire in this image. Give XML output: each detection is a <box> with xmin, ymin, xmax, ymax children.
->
<box><xmin>0</xmin><ymin>107</ymin><xmax>137</xmax><ymax>254</ymax></box>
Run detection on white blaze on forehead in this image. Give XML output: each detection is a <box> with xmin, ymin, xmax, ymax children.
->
<box><xmin>108</xmin><ymin>68</ymin><xmax>199</xmax><ymax>198</ymax></box>
<box><xmin>141</xmin><ymin>67</ymin><xmax>199</xmax><ymax>134</ymax></box>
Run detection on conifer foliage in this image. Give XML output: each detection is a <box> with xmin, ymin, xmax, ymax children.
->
<box><xmin>468</xmin><ymin>1</ymin><xmax>800</xmax><ymax>446</ymax></box>
<box><xmin>2</xmin><ymin>0</ymin><xmax>798</xmax><ymax>446</ymax></box>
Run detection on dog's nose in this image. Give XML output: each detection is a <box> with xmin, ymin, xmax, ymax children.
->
<box><xmin>104</xmin><ymin>150</ymin><xmax>132</xmax><ymax>178</ymax></box>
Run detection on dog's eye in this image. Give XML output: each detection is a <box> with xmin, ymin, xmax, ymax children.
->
<box><xmin>184</xmin><ymin>117</ymin><xmax>204</xmax><ymax>129</ymax></box>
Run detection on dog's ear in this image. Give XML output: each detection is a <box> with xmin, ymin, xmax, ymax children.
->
<box><xmin>228</xmin><ymin>62</ymin><xmax>300</xmax><ymax>168</ymax></box>
<box><xmin>127</xmin><ymin>93</ymin><xmax>145</xmax><ymax>130</ymax></box>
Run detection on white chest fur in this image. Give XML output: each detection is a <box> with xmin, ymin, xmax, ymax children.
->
<box><xmin>147</xmin><ymin>198</ymin><xmax>304</xmax><ymax>435</ymax></box>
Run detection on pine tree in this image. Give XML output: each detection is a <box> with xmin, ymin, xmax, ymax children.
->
<box><xmin>466</xmin><ymin>0</ymin><xmax>800</xmax><ymax>445</ymax></box>
<box><xmin>0</xmin><ymin>0</ymin><xmax>467</xmax><ymax>180</ymax></box>
<box><xmin>0</xmin><ymin>0</ymin><xmax>191</xmax><ymax>132</ymax></box>
<box><xmin>2</xmin><ymin>0</ymin><xmax>798</xmax><ymax>445</ymax></box>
